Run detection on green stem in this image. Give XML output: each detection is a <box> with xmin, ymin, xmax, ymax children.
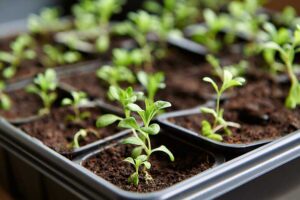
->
<box><xmin>214</xmin><ymin>93</ymin><xmax>221</xmax><ymax>128</ymax></box>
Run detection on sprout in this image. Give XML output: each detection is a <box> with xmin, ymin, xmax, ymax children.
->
<box><xmin>61</xmin><ymin>91</ymin><xmax>90</xmax><ymax>123</ymax></box>
<box><xmin>97</xmin><ymin>65</ymin><xmax>136</xmax><ymax>87</ymax></box>
<box><xmin>72</xmin><ymin>0</ymin><xmax>125</xmax><ymax>53</ymax></box>
<box><xmin>0</xmin><ymin>34</ymin><xmax>36</xmax><ymax>79</ymax></box>
<box><xmin>27</xmin><ymin>7</ymin><xmax>71</xmax><ymax>34</ymax></box>
<box><xmin>200</xmin><ymin>70</ymin><xmax>245</xmax><ymax>141</ymax></box>
<box><xmin>137</xmin><ymin>71</ymin><xmax>166</xmax><ymax>103</ymax></box>
<box><xmin>261</xmin><ymin>26</ymin><xmax>300</xmax><ymax>109</ymax></box>
<box><xmin>41</xmin><ymin>44</ymin><xmax>82</xmax><ymax>67</ymax></box>
<box><xmin>260</xmin><ymin>23</ymin><xmax>291</xmax><ymax>74</ymax></box>
<box><xmin>26</xmin><ymin>69</ymin><xmax>58</xmax><ymax>115</ymax></box>
<box><xmin>97</xmin><ymin>99</ymin><xmax>173</xmax><ymax>186</ymax></box>
<box><xmin>206</xmin><ymin>54</ymin><xmax>248</xmax><ymax>80</ymax></box>
<box><xmin>71</xmin><ymin>129</ymin><xmax>98</xmax><ymax>149</ymax></box>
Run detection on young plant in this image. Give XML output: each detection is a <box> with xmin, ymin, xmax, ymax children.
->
<box><xmin>41</xmin><ymin>44</ymin><xmax>82</xmax><ymax>67</ymax></box>
<box><xmin>137</xmin><ymin>71</ymin><xmax>166</xmax><ymax>103</ymax></box>
<box><xmin>206</xmin><ymin>54</ymin><xmax>248</xmax><ymax>80</ymax></box>
<box><xmin>26</xmin><ymin>69</ymin><xmax>58</xmax><ymax>115</ymax></box>
<box><xmin>274</xmin><ymin>6</ymin><xmax>300</xmax><ymax>29</ymax></box>
<box><xmin>72</xmin><ymin>0</ymin><xmax>125</xmax><ymax>52</ymax></box>
<box><xmin>97</xmin><ymin>65</ymin><xmax>136</xmax><ymax>87</ymax></box>
<box><xmin>97</xmin><ymin>99</ymin><xmax>174</xmax><ymax>186</ymax></box>
<box><xmin>200</xmin><ymin>70</ymin><xmax>245</xmax><ymax>141</ymax></box>
<box><xmin>27</xmin><ymin>7</ymin><xmax>71</xmax><ymax>34</ymax></box>
<box><xmin>261</xmin><ymin>26</ymin><xmax>300</xmax><ymax>109</ymax></box>
<box><xmin>115</xmin><ymin>11</ymin><xmax>159</xmax><ymax>69</ymax></box>
<box><xmin>0</xmin><ymin>34</ymin><xmax>36</xmax><ymax>79</ymax></box>
<box><xmin>259</xmin><ymin>23</ymin><xmax>291</xmax><ymax>74</ymax></box>
<box><xmin>61</xmin><ymin>91</ymin><xmax>90</xmax><ymax>123</ymax></box>
<box><xmin>0</xmin><ymin>81</ymin><xmax>11</xmax><ymax>111</ymax></box>
<box><xmin>113</xmin><ymin>48</ymin><xmax>146</xmax><ymax>68</ymax></box>
<box><xmin>71</xmin><ymin>129</ymin><xmax>99</xmax><ymax>149</ymax></box>
<box><xmin>192</xmin><ymin>9</ymin><xmax>230</xmax><ymax>53</ymax></box>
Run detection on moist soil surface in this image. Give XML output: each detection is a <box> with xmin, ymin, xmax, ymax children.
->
<box><xmin>170</xmin><ymin>76</ymin><xmax>300</xmax><ymax>144</ymax></box>
<box><xmin>83</xmin><ymin>134</ymin><xmax>215</xmax><ymax>192</ymax></box>
<box><xmin>0</xmin><ymin>89</ymin><xmax>42</xmax><ymax>120</ymax></box>
<box><xmin>19</xmin><ymin>106</ymin><xmax>120</xmax><ymax>155</ymax></box>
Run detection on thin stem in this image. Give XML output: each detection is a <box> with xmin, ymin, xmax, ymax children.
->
<box><xmin>214</xmin><ymin>93</ymin><xmax>221</xmax><ymax>128</ymax></box>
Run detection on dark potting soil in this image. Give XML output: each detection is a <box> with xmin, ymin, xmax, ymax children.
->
<box><xmin>19</xmin><ymin>106</ymin><xmax>120</xmax><ymax>155</ymax></box>
<box><xmin>171</xmin><ymin>77</ymin><xmax>300</xmax><ymax>144</ymax></box>
<box><xmin>83</xmin><ymin>134</ymin><xmax>215</xmax><ymax>193</ymax></box>
<box><xmin>0</xmin><ymin>89</ymin><xmax>42</xmax><ymax>120</ymax></box>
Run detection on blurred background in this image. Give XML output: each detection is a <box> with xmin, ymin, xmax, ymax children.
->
<box><xmin>0</xmin><ymin>0</ymin><xmax>299</xmax><ymax>23</ymax></box>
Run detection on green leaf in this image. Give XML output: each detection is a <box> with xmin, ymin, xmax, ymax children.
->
<box><xmin>124</xmin><ymin>157</ymin><xmax>135</xmax><ymax>165</ymax></box>
<box><xmin>122</xmin><ymin>136</ymin><xmax>144</xmax><ymax>146</ymax></box>
<box><xmin>0</xmin><ymin>94</ymin><xmax>11</xmax><ymax>110</ymax></box>
<box><xmin>152</xmin><ymin>145</ymin><xmax>174</xmax><ymax>161</ymax></box>
<box><xmin>285</xmin><ymin>82</ymin><xmax>300</xmax><ymax>109</ymax></box>
<box><xmin>118</xmin><ymin>117</ymin><xmax>140</xmax><ymax>130</ymax></box>
<box><xmin>131</xmin><ymin>146</ymin><xmax>143</xmax><ymax>158</ymax></box>
<box><xmin>200</xmin><ymin>107</ymin><xmax>217</xmax><ymax>117</ymax></box>
<box><xmin>96</xmin><ymin>114</ymin><xmax>122</xmax><ymax>127</ymax></box>
<box><xmin>201</xmin><ymin>120</ymin><xmax>213</xmax><ymax>137</ymax></box>
<box><xmin>143</xmin><ymin>161</ymin><xmax>151</xmax><ymax>169</ymax></box>
<box><xmin>154</xmin><ymin>100</ymin><xmax>171</xmax><ymax>110</ymax></box>
<box><xmin>207</xmin><ymin>133</ymin><xmax>223</xmax><ymax>142</ymax></box>
<box><xmin>127</xmin><ymin>103</ymin><xmax>143</xmax><ymax>112</ymax></box>
<box><xmin>203</xmin><ymin>77</ymin><xmax>218</xmax><ymax>93</ymax></box>
<box><xmin>61</xmin><ymin>98</ymin><xmax>72</xmax><ymax>106</ymax></box>
<box><xmin>141</xmin><ymin>123</ymin><xmax>160</xmax><ymax>135</ymax></box>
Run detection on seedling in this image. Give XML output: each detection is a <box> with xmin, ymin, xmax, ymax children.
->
<box><xmin>97</xmin><ymin>65</ymin><xmax>135</xmax><ymax>87</ymax></box>
<box><xmin>260</xmin><ymin>23</ymin><xmax>291</xmax><ymax>74</ymax></box>
<box><xmin>200</xmin><ymin>70</ymin><xmax>245</xmax><ymax>141</ymax></box>
<box><xmin>28</xmin><ymin>7</ymin><xmax>71</xmax><ymax>34</ymax></box>
<box><xmin>144</xmin><ymin>0</ymin><xmax>199</xmax><ymax>29</ymax></box>
<box><xmin>72</xmin><ymin>0</ymin><xmax>125</xmax><ymax>52</ymax></box>
<box><xmin>192</xmin><ymin>9</ymin><xmax>230</xmax><ymax>53</ymax></box>
<box><xmin>274</xmin><ymin>6</ymin><xmax>300</xmax><ymax>29</ymax></box>
<box><xmin>113</xmin><ymin>48</ymin><xmax>146</xmax><ymax>68</ymax></box>
<box><xmin>137</xmin><ymin>71</ymin><xmax>166</xmax><ymax>103</ymax></box>
<box><xmin>227</xmin><ymin>0</ymin><xmax>267</xmax><ymax>41</ymax></box>
<box><xmin>62</xmin><ymin>91</ymin><xmax>90</xmax><ymax>123</ymax></box>
<box><xmin>71</xmin><ymin>129</ymin><xmax>99</xmax><ymax>149</ymax></box>
<box><xmin>115</xmin><ymin>11</ymin><xmax>159</xmax><ymax>69</ymax></box>
<box><xmin>26</xmin><ymin>69</ymin><xmax>58</xmax><ymax>115</ymax></box>
<box><xmin>206</xmin><ymin>54</ymin><xmax>248</xmax><ymax>80</ymax></box>
<box><xmin>97</xmin><ymin>99</ymin><xmax>174</xmax><ymax>186</ymax></box>
<box><xmin>106</xmin><ymin>86</ymin><xmax>144</xmax><ymax>118</ymax></box>
<box><xmin>0</xmin><ymin>34</ymin><xmax>36</xmax><ymax>79</ymax></box>
<box><xmin>41</xmin><ymin>44</ymin><xmax>82</xmax><ymax>67</ymax></box>
<box><xmin>0</xmin><ymin>81</ymin><xmax>11</xmax><ymax>111</ymax></box>
<box><xmin>261</xmin><ymin>26</ymin><xmax>300</xmax><ymax>109</ymax></box>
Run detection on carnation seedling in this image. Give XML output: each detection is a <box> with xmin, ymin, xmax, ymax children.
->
<box><xmin>97</xmin><ymin>99</ymin><xmax>174</xmax><ymax>186</ymax></box>
<box><xmin>0</xmin><ymin>34</ymin><xmax>36</xmax><ymax>79</ymax></box>
<box><xmin>137</xmin><ymin>71</ymin><xmax>166</xmax><ymax>103</ymax></box>
<box><xmin>62</xmin><ymin>91</ymin><xmax>90</xmax><ymax>123</ymax></box>
<box><xmin>71</xmin><ymin>129</ymin><xmax>99</xmax><ymax>149</ymax></box>
<box><xmin>274</xmin><ymin>6</ymin><xmax>300</xmax><ymax>29</ymax></box>
<box><xmin>116</xmin><ymin>11</ymin><xmax>159</xmax><ymax>69</ymax></box>
<box><xmin>28</xmin><ymin>7</ymin><xmax>71</xmax><ymax>34</ymax></box>
<box><xmin>261</xmin><ymin>26</ymin><xmax>300</xmax><ymax>109</ymax></box>
<box><xmin>0</xmin><ymin>81</ymin><xmax>11</xmax><ymax>111</ymax></box>
<box><xmin>26</xmin><ymin>69</ymin><xmax>58</xmax><ymax>115</ymax></box>
<box><xmin>42</xmin><ymin>44</ymin><xmax>82</xmax><ymax>67</ymax></box>
<box><xmin>113</xmin><ymin>48</ymin><xmax>146</xmax><ymax>68</ymax></box>
<box><xmin>260</xmin><ymin>23</ymin><xmax>290</xmax><ymax>74</ymax></box>
<box><xmin>192</xmin><ymin>9</ymin><xmax>230</xmax><ymax>53</ymax></box>
<box><xmin>72</xmin><ymin>0</ymin><xmax>124</xmax><ymax>52</ymax></box>
<box><xmin>97</xmin><ymin>65</ymin><xmax>135</xmax><ymax>87</ymax></box>
<box><xmin>206</xmin><ymin>54</ymin><xmax>248</xmax><ymax>80</ymax></box>
<box><xmin>200</xmin><ymin>70</ymin><xmax>245</xmax><ymax>141</ymax></box>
